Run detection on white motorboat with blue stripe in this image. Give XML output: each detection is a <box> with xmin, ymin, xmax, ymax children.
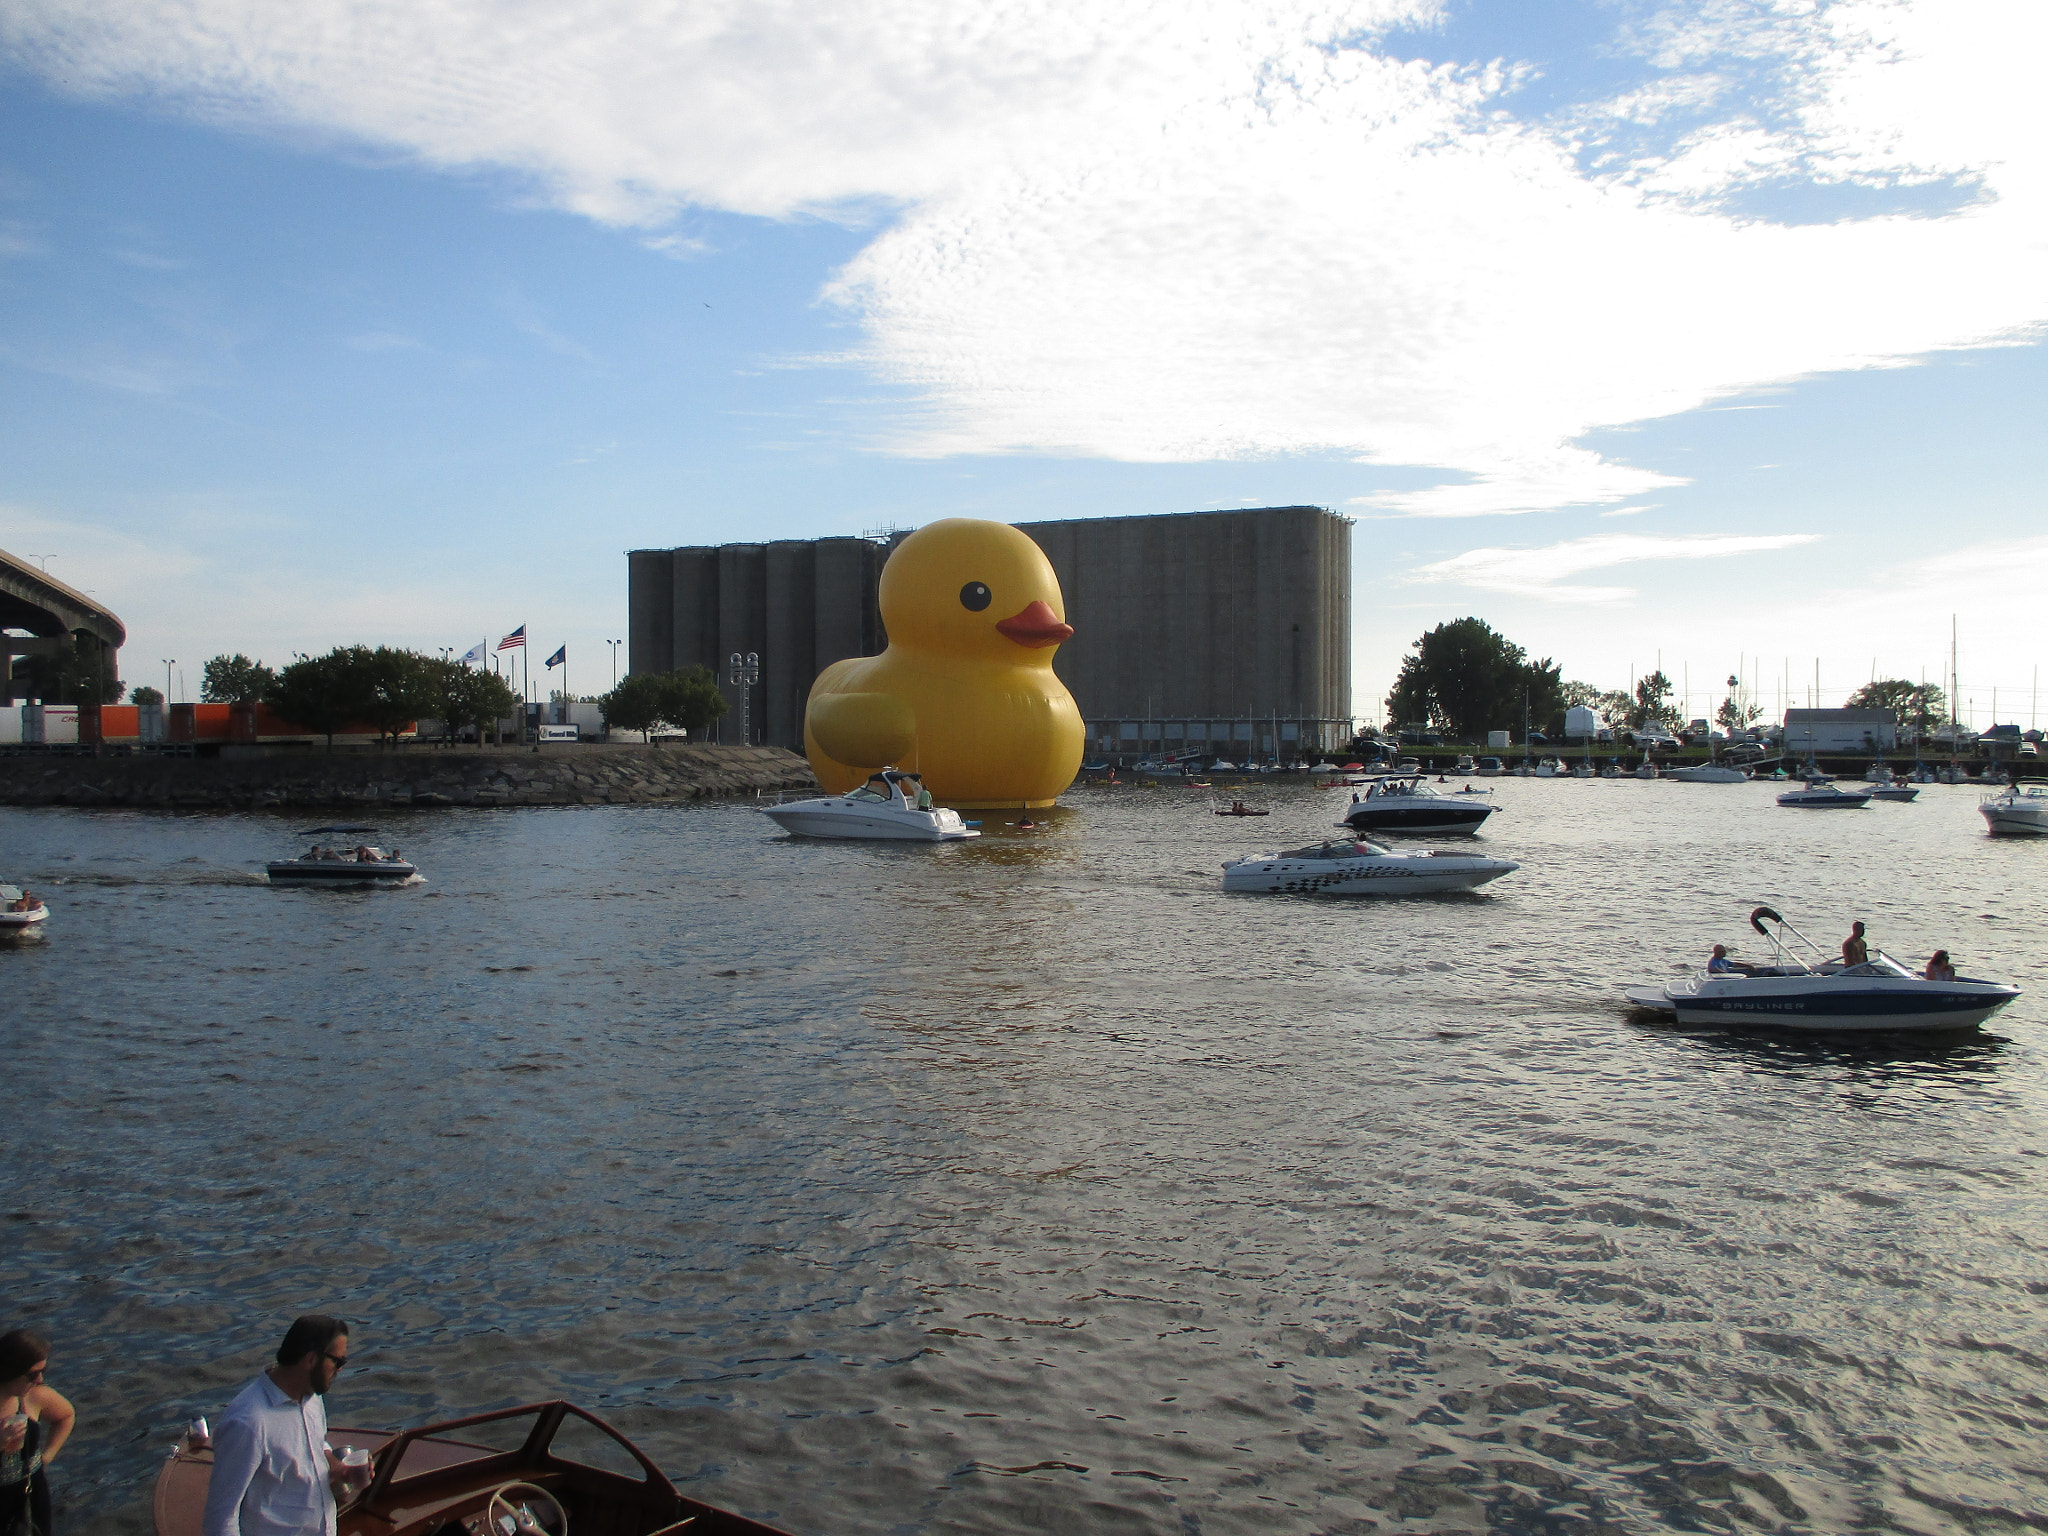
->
<box><xmin>1224</xmin><ymin>837</ymin><xmax>1517</xmax><ymax>896</ymax></box>
<box><xmin>266</xmin><ymin>827</ymin><xmax>420</xmax><ymax>885</ymax></box>
<box><xmin>1776</xmin><ymin>774</ymin><xmax>1870</xmax><ymax>808</ymax></box>
<box><xmin>1981</xmin><ymin>781</ymin><xmax>2048</xmax><ymax>835</ymax></box>
<box><xmin>1625</xmin><ymin>907</ymin><xmax>2019</xmax><ymax>1032</ymax></box>
<box><xmin>1338</xmin><ymin>775</ymin><xmax>1496</xmax><ymax>835</ymax></box>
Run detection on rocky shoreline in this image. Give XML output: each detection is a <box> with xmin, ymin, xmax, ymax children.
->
<box><xmin>0</xmin><ymin>743</ymin><xmax>818</xmax><ymax>810</ymax></box>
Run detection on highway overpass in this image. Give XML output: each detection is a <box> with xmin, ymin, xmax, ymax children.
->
<box><xmin>1</xmin><ymin>545</ymin><xmax>126</xmax><ymax>704</ymax></box>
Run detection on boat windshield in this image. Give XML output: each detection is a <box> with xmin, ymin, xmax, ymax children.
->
<box><xmin>1840</xmin><ymin>955</ymin><xmax>1918</xmax><ymax>979</ymax></box>
<box><xmin>1278</xmin><ymin>840</ymin><xmax>1384</xmax><ymax>861</ymax></box>
<box><xmin>845</xmin><ymin>786</ymin><xmax>889</xmax><ymax>802</ymax></box>
<box><xmin>1370</xmin><ymin>778</ymin><xmax>1429</xmax><ymax>797</ymax></box>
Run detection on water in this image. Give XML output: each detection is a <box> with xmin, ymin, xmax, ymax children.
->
<box><xmin>4</xmin><ymin>778</ymin><xmax>2046</xmax><ymax>1535</ymax></box>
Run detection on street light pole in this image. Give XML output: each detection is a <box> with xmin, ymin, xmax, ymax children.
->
<box><xmin>607</xmin><ymin>639</ymin><xmax>622</xmax><ymax>688</ymax></box>
<box><xmin>726</xmin><ymin>651</ymin><xmax>760</xmax><ymax>746</ymax></box>
<box><xmin>163</xmin><ymin>658</ymin><xmax>175</xmax><ymax>704</ymax></box>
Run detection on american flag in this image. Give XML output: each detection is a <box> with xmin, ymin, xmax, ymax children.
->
<box><xmin>497</xmin><ymin>625</ymin><xmax>526</xmax><ymax>651</ymax></box>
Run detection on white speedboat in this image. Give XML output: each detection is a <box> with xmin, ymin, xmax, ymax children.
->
<box><xmin>267</xmin><ymin>828</ymin><xmax>420</xmax><ymax>885</ymax></box>
<box><xmin>1777</xmin><ymin>777</ymin><xmax>1870</xmax><ymax>808</ymax></box>
<box><xmin>1625</xmin><ymin>906</ymin><xmax>2019</xmax><ymax>1032</ymax></box>
<box><xmin>1454</xmin><ymin>755</ymin><xmax>1476</xmax><ymax>773</ymax></box>
<box><xmin>1476</xmin><ymin>757</ymin><xmax>1504</xmax><ymax>777</ymax></box>
<box><xmin>1</xmin><ymin>884</ymin><xmax>49</xmax><ymax>930</ymax></box>
<box><xmin>1338</xmin><ymin>775</ymin><xmax>1496</xmax><ymax>835</ymax></box>
<box><xmin>1223</xmin><ymin>837</ymin><xmax>1518</xmax><ymax>896</ymax></box>
<box><xmin>760</xmin><ymin>769</ymin><xmax>980</xmax><ymax>841</ymax></box>
<box><xmin>1671</xmin><ymin>763</ymin><xmax>1748</xmax><ymax>783</ymax></box>
<box><xmin>1856</xmin><ymin>765</ymin><xmax>1918</xmax><ymax>800</ymax></box>
<box><xmin>1981</xmin><ymin>782</ymin><xmax>2048</xmax><ymax>836</ymax></box>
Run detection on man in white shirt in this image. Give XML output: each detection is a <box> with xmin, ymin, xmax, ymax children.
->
<box><xmin>202</xmin><ymin>1315</ymin><xmax>353</xmax><ymax>1536</ymax></box>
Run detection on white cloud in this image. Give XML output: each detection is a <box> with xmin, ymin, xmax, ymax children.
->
<box><xmin>3</xmin><ymin>0</ymin><xmax>2045</xmax><ymax>512</ymax></box>
<box><xmin>1409</xmin><ymin>532</ymin><xmax>1821</xmax><ymax>604</ymax></box>
<box><xmin>0</xmin><ymin>220</ymin><xmax>47</xmax><ymax>259</ymax></box>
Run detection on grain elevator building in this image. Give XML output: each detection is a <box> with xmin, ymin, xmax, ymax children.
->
<box><xmin>626</xmin><ymin>505</ymin><xmax>1353</xmax><ymax>759</ymax></box>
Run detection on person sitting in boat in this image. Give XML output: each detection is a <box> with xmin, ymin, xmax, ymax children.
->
<box><xmin>386</xmin><ymin>848</ymin><xmax>403</xmax><ymax>863</ymax></box>
<box><xmin>1707</xmin><ymin>944</ymin><xmax>1755</xmax><ymax>977</ymax></box>
<box><xmin>6</xmin><ymin>889</ymin><xmax>35</xmax><ymax>912</ymax></box>
<box><xmin>1924</xmin><ymin>950</ymin><xmax>1956</xmax><ymax>981</ymax></box>
<box><xmin>1841</xmin><ymin>921</ymin><xmax>1869</xmax><ymax>966</ymax></box>
<box><xmin>354</xmin><ymin>846</ymin><xmax>375</xmax><ymax>862</ymax></box>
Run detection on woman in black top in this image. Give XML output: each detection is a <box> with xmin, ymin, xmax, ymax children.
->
<box><xmin>1</xmin><ymin>1329</ymin><xmax>75</xmax><ymax>1536</ymax></box>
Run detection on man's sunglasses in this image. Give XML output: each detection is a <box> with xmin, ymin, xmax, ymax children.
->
<box><xmin>320</xmin><ymin>1352</ymin><xmax>349</xmax><ymax>1371</ymax></box>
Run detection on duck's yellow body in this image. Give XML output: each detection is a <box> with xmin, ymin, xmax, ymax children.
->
<box><xmin>803</xmin><ymin>519</ymin><xmax>1084</xmax><ymax>809</ymax></box>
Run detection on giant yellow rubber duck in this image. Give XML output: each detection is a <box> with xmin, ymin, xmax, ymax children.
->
<box><xmin>804</xmin><ymin>518</ymin><xmax>1084</xmax><ymax>808</ymax></box>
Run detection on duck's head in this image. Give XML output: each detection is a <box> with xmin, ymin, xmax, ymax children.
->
<box><xmin>879</xmin><ymin>518</ymin><xmax>1074</xmax><ymax>664</ymax></box>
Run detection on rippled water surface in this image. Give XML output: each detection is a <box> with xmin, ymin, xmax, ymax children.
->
<box><xmin>5</xmin><ymin>776</ymin><xmax>2047</xmax><ymax>1535</ymax></box>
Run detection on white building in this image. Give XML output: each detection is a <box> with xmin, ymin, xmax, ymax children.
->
<box><xmin>1782</xmin><ymin>708</ymin><xmax>1897</xmax><ymax>754</ymax></box>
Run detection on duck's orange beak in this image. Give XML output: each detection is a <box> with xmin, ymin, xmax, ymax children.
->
<box><xmin>995</xmin><ymin>599</ymin><xmax>1074</xmax><ymax>648</ymax></box>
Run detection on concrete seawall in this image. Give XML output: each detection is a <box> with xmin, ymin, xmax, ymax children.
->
<box><xmin>0</xmin><ymin>744</ymin><xmax>818</xmax><ymax>810</ymax></box>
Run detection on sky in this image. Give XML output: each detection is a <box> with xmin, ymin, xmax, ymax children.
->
<box><xmin>2</xmin><ymin>0</ymin><xmax>2044</xmax><ymax>727</ymax></box>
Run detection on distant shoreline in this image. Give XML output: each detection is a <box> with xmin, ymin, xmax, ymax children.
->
<box><xmin>0</xmin><ymin>742</ymin><xmax>817</xmax><ymax>810</ymax></box>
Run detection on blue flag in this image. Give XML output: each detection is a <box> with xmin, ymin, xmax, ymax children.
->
<box><xmin>545</xmin><ymin>646</ymin><xmax>566</xmax><ymax>668</ymax></box>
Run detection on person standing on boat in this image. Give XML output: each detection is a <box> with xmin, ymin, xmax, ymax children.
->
<box><xmin>1841</xmin><ymin>922</ymin><xmax>1869</xmax><ymax>967</ymax></box>
<box><xmin>2</xmin><ymin>1327</ymin><xmax>75</xmax><ymax>1536</ymax></box>
<box><xmin>202</xmin><ymin>1316</ymin><xmax>354</xmax><ymax>1536</ymax></box>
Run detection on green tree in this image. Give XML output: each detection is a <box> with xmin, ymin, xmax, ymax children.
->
<box><xmin>1384</xmin><ymin>619</ymin><xmax>1560</xmax><ymax>741</ymax></box>
<box><xmin>1848</xmin><ymin>678</ymin><xmax>1947</xmax><ymax>731</ymax></box>
<box><xmin>1630</xmin><ymin>670</ymin><xmax>1681</xmax><ymax>730</ymax></box>
<box><xmin>419</xmin><ymin>657</ymin><xmax>520</xmax><ymax>744</ymax></box>
<box><xmin>266</xmin><ymin>650</ymin><xmax>373</xmax><ymax>750</ymax></box>
<box><xmin>129</xmin><ymin>684</ymin><xmax>164</xmax><ymax>706</ymax></box>
<box><xmin>1715</xmin><ymin>694</ymin><xmax>1762</xmax><ymax>733</ymax></box>
<box><xmin>353</xmin><ymin>646</ymin><xmax>431</xmax><ymax>747</ymax></box>
<box><xmin>598</xmin><ymin>667</ymin><xmax>729</xmax><ymax>743</ymax></box>
<box><xmin>599</xmin><ymin>673</ymin><xmax>668</xmax><ymax>741</ymax></box>
<box><xmin>1525</xmin><ymin>656</ymin><xmax>1566</xmax><ymax>736</ymax></box>
<box><xmin>658</xmin><ymin>665</ymin><xmax>729</xmax><ymax>736</ymax></box>
<box><xmin>201</xmin><ymin>653</ymin><xmax>278</xmax><ymax>704</ymax></box>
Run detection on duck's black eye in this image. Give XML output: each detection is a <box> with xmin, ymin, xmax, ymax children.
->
<box><xmin>959</xmin><ymin>581</ymin><xmax>992</xmax><ymax>612</ymax></box>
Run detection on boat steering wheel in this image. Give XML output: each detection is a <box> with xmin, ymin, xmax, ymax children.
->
<box><xmin>485</xmin><ymin>1482</ymin><xmax>568</xmax><ymax>1536</ymax></box>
